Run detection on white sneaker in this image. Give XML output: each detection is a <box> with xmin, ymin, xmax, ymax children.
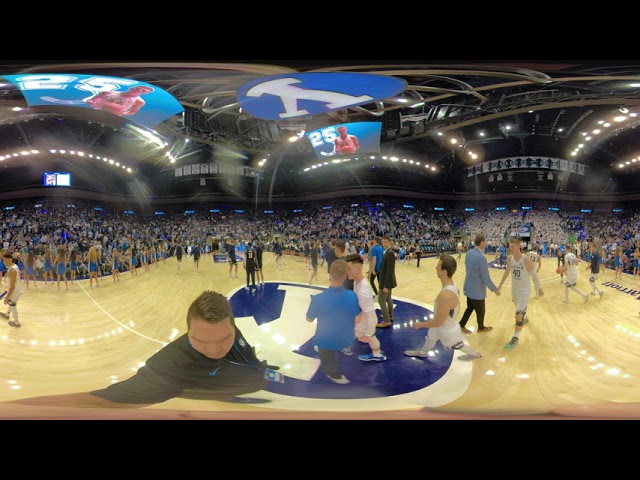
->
<box><xmin>404</xmin><ymin>349</ymin><xmax>429</xmax><ymax>358</ymax></box>
<box><xmin>458</xmin><ymin>353</ymin><xmax>483</xmax><ymax>361</ymax></box>
<box><xmin>326</xmin><ymin>375</ymin><xmax>349</xmax><ymax>384</ymax></box>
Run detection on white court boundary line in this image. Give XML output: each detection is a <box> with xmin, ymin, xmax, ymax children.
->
<box><xmin>78</xmin><ymin>282</ymin><xmax>165</xmax><ymax>345</ymax></box>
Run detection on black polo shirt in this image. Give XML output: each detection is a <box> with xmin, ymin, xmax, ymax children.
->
<box><xmin>90</xmin><ymin>328</ymin><xmax>268</xmax><ymax>404</ymax></box>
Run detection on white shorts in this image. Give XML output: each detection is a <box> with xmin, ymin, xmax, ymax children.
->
<box><xmin>512</xmin><ymin>289</ymin><xmax>530</xmax><ymax>313</ymax></box>
<box><xmin>355</xmin><ymin>311</ymin><xmax>377</xmax><ymax>338</ymax></box>
<box><xmin>427</xmin><ymin>324</ymin><xmax>464</xmax><ymax>349</ymax></box>
<box><xmin>2</xmin><ymin>290</ymin><xmax>20</xmax><ymax>305</ymax></box>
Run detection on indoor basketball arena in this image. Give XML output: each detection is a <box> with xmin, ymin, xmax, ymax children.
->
<box><xmin>1</xmin><ymin>60</ymin><xmax>640</xmax><ymax>419</ymax></box>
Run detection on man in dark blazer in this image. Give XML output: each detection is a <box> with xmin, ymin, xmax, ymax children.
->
<box><xmin>376</xmin><ymin>235</ymin><xmax>397</xmax><ymax>328</ymax></box>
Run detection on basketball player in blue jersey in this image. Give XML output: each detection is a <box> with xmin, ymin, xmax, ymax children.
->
<box><xmin>497</xmin><ymin>237</ymin><xmax>544</xmax><ymax>350</ymax></box>
<box><xmin>0</xmin><ymin>252</ymin><xmax>22</xmax><ymax>328</ymax></box>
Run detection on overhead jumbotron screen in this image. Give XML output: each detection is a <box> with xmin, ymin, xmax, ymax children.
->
<box><xmin>305</xmin><ymin>122</ymin><xmax>382</xmax><ymax>159</ymax></box>
<box><xmin>42</xmin><ymin>172</ymin><xmax>71</xmax><ymax>187</ymax></box>
<box><xmin>3</xmin><ymin>74</ymin><xmax>184</xmax><ymax>130</ymax></box>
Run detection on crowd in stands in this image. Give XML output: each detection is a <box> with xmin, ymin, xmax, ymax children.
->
<box><xmin>3</xmin><ymin>196</ymin><xmax>640</xmax><ymax>281</ymax></box>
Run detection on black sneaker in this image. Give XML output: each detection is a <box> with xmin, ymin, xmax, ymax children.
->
<box><xmin>8</xmin><ymin>321</ymin><xmax>21</xmax><ymax>328</ymax></box>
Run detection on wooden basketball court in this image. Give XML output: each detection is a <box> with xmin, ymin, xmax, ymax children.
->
<box><xmin>1</xmin><ymin>251</ymin><xmax>639</xmax><ymax>419</ymax></box>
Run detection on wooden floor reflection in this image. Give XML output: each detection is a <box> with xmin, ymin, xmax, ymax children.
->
<box><xmin>2</xmin><ymin>252</ymin><xmax>640</xmax><ymax>419</ymax></box>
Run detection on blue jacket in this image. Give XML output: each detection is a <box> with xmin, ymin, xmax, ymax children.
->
<box><xmin>463</xmin><ymin>246</ymin><xmax>497</xmax><ymax>300</ymax></box>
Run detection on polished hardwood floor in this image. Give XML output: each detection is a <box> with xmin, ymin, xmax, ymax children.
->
<box><xmin>2</xmin><ymin>251</ymin><xmax>640</xmax><ymax>419</ymax></box>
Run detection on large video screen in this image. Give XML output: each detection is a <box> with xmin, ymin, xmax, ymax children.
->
<box><xmin>42</xmin><ymin>172</ymin><xmax>71</xmax><ymax>187</ymax></box>
<box><xmin>305</xmin><ymin>122</ymin><xmax>382</xmax><ymax>159</ymax></box>
<box><xmin>3</xmin><ymin>74</ymin><xmax>184</xmax><ymax>130</ymax></box>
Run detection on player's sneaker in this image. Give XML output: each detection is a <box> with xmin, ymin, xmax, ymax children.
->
<box><xmin>505</xmin><ymin>337</ymin><xmax>519</xmax><ymax>350</ymax></box>
<box><xmin>326</xmin><ymin>375</ymin><xmax>349</xmax><ymax>384</ymax></box>
<box><xmin>404</xmin><ymin>349</ymin><xmax>429</xmax><ymax>358</ymax></box>
<box><xmin>358</xmin><ymin>354</ymin><xmax>387</xmax><ymax>362</ymax></box>
<box><xmin>458</xmin><ymin>353</ymin><xmax>483</xmax><ymax>361</ymax></box>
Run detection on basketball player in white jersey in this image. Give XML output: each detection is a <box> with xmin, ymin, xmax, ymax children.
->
<box><xmin>346</xmin><ymin>254</ymin><xmax>387</xmax><ymax>362</ymax></box>
<box><xmin>497</xmin><ymin>237</ymin><xmax>544</xmax><ymax>350</ymax></box>
<box><xmin>404</xmin><ymin>254</ymin><xmax>482</xmax><ymax>361</ymax></box>
<box><xmin>456</xmin><ymin>241</ymin><xmax>463</xmax><ymax>260</ymax></box>
<box><xmin>0</xmin><ymin>252</ymin><xmax>22</xmax><ymax>327</ymax></box>
<box><xmin>528</xmin><ymin>245</ymin><xmax>542</xmax><ymax>299</ymax></box>
<box><xmin>562</xmin><ymin>248</ymin><xmax>588</xmax><ymax>303</ymax></box>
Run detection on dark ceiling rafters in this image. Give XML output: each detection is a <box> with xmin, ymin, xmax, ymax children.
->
<box><xmin>1</xmin><ymin>61</ymin><xmax>640</xmax><ymax>199</ymax></box>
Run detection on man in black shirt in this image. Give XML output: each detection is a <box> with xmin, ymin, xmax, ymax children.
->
<box><xmin>254</xmin><ymin>241</ymin><xmax>264</xmax><ymax>286</ymax></box>
<box><xmin>587</xmin><ymin>244</ymin><xmax>604</xmax><ymax>298</ymax></box>
<box><xmin>8</xmin><ymin>291</ymin><xmax>274</xmax><ymax>408</ymax></box>
<box><xmin>174</xmin><ymin>239</ymin><xmax>183</xmax><ymax>274</ymax></box>
<box><xmin>226</xmin><ymin>238</ymin><xmax>239</xmax><ymax>278</ymax></box>
<box><xmin>244</xmin><ymin>242</ymin><xmax>257</xmax><ymax>290</ymax></box>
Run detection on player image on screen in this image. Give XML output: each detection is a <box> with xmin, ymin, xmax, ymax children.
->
<box><xmin>40</xmin><ymin>85</ymin><xmax>154</xmax><ymax>117</ymax></box>
<box><xmin>334</xmin><ymin>125</ymin><xmax>360</xmax><ymax>155</ymax></box>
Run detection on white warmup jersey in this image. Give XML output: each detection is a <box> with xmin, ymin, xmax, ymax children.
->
<box><xmin>565</xmin><ymin>252</ymin><xmax>579</xmax><ymax>286</ymax></box>
<box><xmin>427</xmin><ymin>284</ymin><xmax>464</xmax><ymax>348</ymax></box>
<box><xmin>354</xmin><ymin>278</ymin><xmax>377</xmax><ymax>338</ymax></box>
<box><xmin>528</xmin><ymin>251</ymin><xmax>538</xmax><ymax>265</ymax></box>
<box><xmin>510</xmin><ymin>254</ymin><xmax>530</xmax><ymax>312</ymax></box>
<box><xmin>6</xmin><ymin>263</ymin><xmax>21</xmax><ymax>303</ymax></box>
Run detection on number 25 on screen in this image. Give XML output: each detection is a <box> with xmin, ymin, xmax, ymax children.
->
<box><xmin>308</xmin><ymin>127</ymin><xmax>338</xmax><ymax>147</ymax></box>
